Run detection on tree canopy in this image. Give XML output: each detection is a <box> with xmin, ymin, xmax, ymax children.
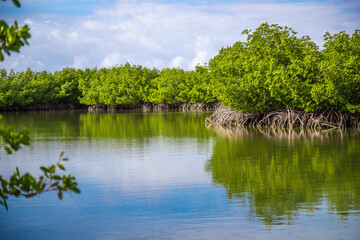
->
<box><xmin>209</xmin><ymin>23</ymin><xmax>360</xmax><ymax>113</ymax></box>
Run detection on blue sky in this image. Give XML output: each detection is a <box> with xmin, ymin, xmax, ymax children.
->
<box><xmin>1</xmin><ymin>0</ymin><xmax>115</xmax><ymax>15</ymax></box>
<box><xmin>0</xmin><ymin>0</ymin><xmax>333</xmax><ymax>15</ymax></box>
<box><xmin>1</xmin><ymin>0</ymin><xmax>359</xmax><ymax>72</ymax></box>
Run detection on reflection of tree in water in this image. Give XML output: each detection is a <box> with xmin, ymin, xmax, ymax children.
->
<box><xmin>0</xmin><ymin>111</ymin><xmax>215</xmax><ymax>141</ymax></box>
<box><xmin>79</xmin><ymin>111</ymin><xmax>215</xmax><ymax>140</ymax></box>
<box><xmin>205</xmin><ymin>127</ymin><xmax>360</xmax><ymax>225</ymax></box>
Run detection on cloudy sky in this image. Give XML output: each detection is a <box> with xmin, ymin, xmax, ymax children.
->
<box><xmin>1</xmin><ymin>0</ymin><xmax>359</xmax><ymax>72</ymax></box>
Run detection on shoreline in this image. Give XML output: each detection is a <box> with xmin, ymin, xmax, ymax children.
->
<box><xmin>2</xmin><ymin>102</ymin><xmax>359</xmax><ymax>129</ymax></box>
<box><xmin>0</xmin><ymin>102</ymin><xmax>219</xmax><ymax>113</ymax></box>
<box><xmin>87</xmin><ymin>102</ymin><xmax>219</xmax><ymax>113</ymax></box>
<box><xmin>0</xmin><ymin>103</ymin><xmax>87</xmax><ymax>112</ymax></box>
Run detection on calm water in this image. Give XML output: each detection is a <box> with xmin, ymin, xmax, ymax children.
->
<box><xmin>0</xmin><ymin>110</ymin><xmax>359</xmax><ymax>240</ymax></box>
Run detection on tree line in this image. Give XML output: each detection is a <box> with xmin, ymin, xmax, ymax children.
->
<box><xmin>1</xmin><ymin>23</ymin><xmax>359</xmax><ymax>113</ymax></box>
<box><xmin>0</xmin><ymin>64</ymin><xmax>215</xmax><ymax>108</ymax></box>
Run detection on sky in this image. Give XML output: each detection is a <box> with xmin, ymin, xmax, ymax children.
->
<box><xmin>0</xmin><ymin>0</ymin><xmax>359</xmax><ymax>72</ymax></box>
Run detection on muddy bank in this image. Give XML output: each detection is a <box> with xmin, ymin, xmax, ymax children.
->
<box><xmin>0</xmin><ymin>103</ymin><xmax>87</xmax><ymax>112</ymax></box>
<box><xmin>88</xmin><ymin>102</ymin><xmax>219</xmax><ymax>113</ymax></box>
<box><xmin>205</xmin><ymin>105</ymin><xmax>360</xmax><ymax>129</ymax></box>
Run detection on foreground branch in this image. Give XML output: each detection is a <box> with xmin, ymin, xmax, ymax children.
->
<box><xmin>0</xmin><ymin>152</ymin><xmax>80</xmax><ymax>211</ymax></box>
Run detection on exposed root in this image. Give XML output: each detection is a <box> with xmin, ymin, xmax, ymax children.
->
<box><xmin>205</xmin><ymin>105</ymin><xmax>262</xmax><ymax>127</ymax></box>
<box><xmin>88</xmin><ymin>102</ymin><xmax>219</xmax><ymax>113</ymax></box>
<box><xmin>179</xmin><ymin>102</ymin><xmax>220</xmax><ymax>112</ymax></box>
<box><xmin>205</xmin><ymin>105</ymin><xmax>360</xmax><ymax>129</ymax></box>
<box><xmin>0</xmin><ymin>103</ymin><xmax>87</xmax><ymax>112</ymax></box>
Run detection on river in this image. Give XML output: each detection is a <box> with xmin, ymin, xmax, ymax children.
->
<box><xmin>0</xmin><ymin>110</ymin><xmax>359</xmax><ymax>239</ymax></box>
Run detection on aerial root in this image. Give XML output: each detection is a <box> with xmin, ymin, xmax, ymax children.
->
<box><xmin>179</xmin><ymin>102</ymin><xmax>220</xmax><ymax>112</ymax></box>
<box><xmin>205</xmin><ymin>105</ymin><xmax>360</xmax><ymax>129</ymax></box>
<box><xmin>88</xmin><ymin>102</ymin><xmax>219</xmax><ymax>113</ymax></box>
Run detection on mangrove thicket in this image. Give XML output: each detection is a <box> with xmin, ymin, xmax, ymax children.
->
<box><xmin>1</xmin><ymin>23</ymin><xmax>359</xmax><ymax>128</ymax></box>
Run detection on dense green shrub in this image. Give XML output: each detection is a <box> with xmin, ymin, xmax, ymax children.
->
<box><xmin>149</xmin><ymin>66</ymin><xmax>215</xmax><ymax>104</ymax></box>
<box><xmin>78</xmin><ymin>63</ymin><xmax>160</xmax><ymax>105</ymax></box>
<box><xmin>53</xmin><ymin>68</ymin><xmax>83</xmax><ymax>103</ymax></box>
<box><xmin>181</xmin><ymin>66</ymin><xmax>216</xmax><ymax>103</ymax></box>
<box><xmin>0</xmin><ymin>67</ymin><xmax>83</xmax><ymax>107</ymax></box>
<box><xmin>78</xmin><ymin>64</ymin><xmax>215</xmax><ymax>105</ymax></box>
<box><xmin>313</xmin><ymin>30</ymin><xmax>360</xmax><ymax>112</ymax></box>
<box><xmin>77</xmin><ymin>67</ymin><xmax>104</xmax><ymax>105</ymax></box>
<box><xmin>209</xmin><ymin>23</ymin><xmax>360</xmax><ymax>113</ymax></box>
<box><xmin>209</xmin><ymin>23</ymin><xmax>321</xmax><ymax>112</ymax></box>
<box><xmin>0</xmin><ymin>63</ymin><xmax>215</xmax><ymax>108</ymax></box>
<box><xmin>149</xmin><ymin>68</ymin><xmax>185</xmax><ymax>104</ymax></box>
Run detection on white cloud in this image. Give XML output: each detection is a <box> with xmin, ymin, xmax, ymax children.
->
<box><xmin>2</xmin><ymin>0</ymin><xmax>359</xmax><ymax>72</ymax></box>
<box><xmin>73</xmin><ymin>55</ymin><xmax>89</xmax><ymax>69</ymax></box>
<box><xmin>189</xmin><ymin>50</ymin><xmax>208</xmax><ymax>69</ymax></box>
<box><xmin>100</xmin><ymin>52</ymin><xmax>122</xmax><ymax>68</ymax></box>
<box><xmin>170</xmin><ymin>56</ymin><xmax>186</xmax><ymax>68</ymax></box>
<box><xmin>145</xmin><ymin>57</ymin><xmax>164</xmax><ymax>69</ymax></box>
<box><xmin>68</xmin><ymin>32</ymin><xmax>79</xmax><ymax>40</ymax></box>
<box><xmin>23</xmin><ymin>18</ymin><xmax>34</xmax><ymax>25</ymax></box>
<box><xmin>51</xmin><ymin>29</ymin><xmax>61</xmax><ymax>39</ymax></box>
<box><xmin>1</xmin><ymin>54</ymin><xmax>46</xmax><ymax>72</ymax></box>
<box><xmin>82</xmin><ymin>20</ymin><xmax>103</xmax><ymax>31</ymax></box>
<box><xmin>0</xmin><ymin>138</ymin><xmax>214</xmax><ymax>192</ymax></box>
<box><xmin>188</xmin><ymin>36</ymin><xmax>215</xmax><ymax>68</ymax></box>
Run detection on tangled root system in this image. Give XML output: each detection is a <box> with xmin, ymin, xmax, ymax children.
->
<box><xmin>205</xmin><ymin>105</ymin><xmax>360</xmax><ymax>130</ymax></box>
<box><xmin>88</xmin><ymin>102</ymin><xmax>219</xmax><ymax>113</ymax></box>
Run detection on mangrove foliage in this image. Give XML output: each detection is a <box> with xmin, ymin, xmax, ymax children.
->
<box><xmin>206</xmin><ymin>23</ymin><xmax>360</xmax><ymax>128</ymax></box>
<box><xmin>0</xmin><ymin>23</ymin><xmax>359</xmax><ymax>128</ymax></box>
<box><xmin>0</xmin><ymin>64</ymin><xmax>215</xmax><ymax>109</ymax></box>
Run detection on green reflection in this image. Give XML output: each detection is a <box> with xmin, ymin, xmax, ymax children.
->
<box><xmin>79</xmin><ymin>111</ymin><xmax>215</xmax><ymax>140</ymax></box>
<box><xmin>0</xmin><ymin>111</ymin><xmax>82</xmax><ymax>139</ymax></box>
<box><xmin>206</xmin><ymin>127</ymin><xmax>360</xmax><ymax>225</ymax></box>
<box><xmin>0</xmin><ymin>111</ymin><xmax>215</xmax><ymax>142</ymax></box>
<box><xmin>2</xmin><ymin>111</ymin><xmax>359</xmax><ymax>227</ymax></box>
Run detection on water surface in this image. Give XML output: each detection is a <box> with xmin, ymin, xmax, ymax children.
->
<box><xmin>0</xmin><ymin>111</ymin><xmax>359</xmax><ymax>239</ymax></box>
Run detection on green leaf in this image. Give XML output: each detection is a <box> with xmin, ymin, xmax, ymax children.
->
<box><xmin>5</xmin><ymin>146</ymin><xmax>13</xmax><ymax>154</ymax></box>
<box><xmin>12</xmin><ymin>0</ymin><xmax>21</xmax><ymax>8</ymax></box>
<box><xmin>49</xmin><ymin>165</ymin><xmax>56</xmax><ymax>173</ymax></box>
<box><xmin>72</xmin><ymin>187</ymin><xmax>81</xmax><ymax>194</ymax></box>
<box><xmin>4</xmin><ymin>199</ymin><xmax>8</xmax><ymax>211</ymax></box>
<box><xmin>58</xmin><ymin>191</ymin><xmax>63</xmax><ymax>200</ymax></box>
<box><xmin>52</xmin><ymin>175</ymin><xmax>61</xmax><ymax>181</ymax></box>
<box><xmin>57</xmin><ymin>163</ymin><xmax>65</xmax><ymax>171</ymax></box>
